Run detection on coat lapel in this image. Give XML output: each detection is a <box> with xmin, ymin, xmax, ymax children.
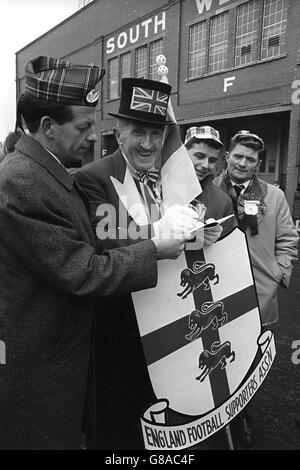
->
<box><xmin>16</xmin><ymin>135</ymin><xmax>73</xmax><ymax>191</ymax></box>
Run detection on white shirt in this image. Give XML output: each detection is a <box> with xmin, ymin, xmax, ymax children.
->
<box><xmin>230</xmin><ymin>178</ymin><xmax>251</xmax><ymax>195</ymax></box>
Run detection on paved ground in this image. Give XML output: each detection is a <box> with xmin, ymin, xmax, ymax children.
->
<box><xmin>249</xmin><ymin>253</ymin><xmax>300</xmax><ymax>450</ymax></box>
<box><xmin>200</xmin><ymin>250</ymin><xmax>300</xmax><ymax>450</ymax></box>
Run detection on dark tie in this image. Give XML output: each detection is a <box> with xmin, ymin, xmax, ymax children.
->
<box><xmin>234</xmin><ymin>184</ymin><xmax>244</xmax><ymax>197</ymax></box>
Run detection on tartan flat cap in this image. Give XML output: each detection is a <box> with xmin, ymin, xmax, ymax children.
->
<box><xmin>25</xmin><ymin>56</ymin><xmax>105</xmax><ymax>106</ymax></box>
<box><xmin>184</xmin><ymin>126</ymin><xmax>223</xmax><ymax>148</ymax></box>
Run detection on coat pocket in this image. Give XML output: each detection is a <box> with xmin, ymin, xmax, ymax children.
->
<box><xmin>271</xmin><ymin>259</ymin><xmax>283</xmax><ymax>283</ymax></box>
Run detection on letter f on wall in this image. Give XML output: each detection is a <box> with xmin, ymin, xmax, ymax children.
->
<box><xmin>0</xmin><ymin>340</ymin><xmax>6</xmax><ymax>364</ymax></box>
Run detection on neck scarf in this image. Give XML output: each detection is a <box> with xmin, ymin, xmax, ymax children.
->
<box><xmin>220</xmin><ymin>171</ymin><xmax>267</xmax><ymax>235</ymax></box>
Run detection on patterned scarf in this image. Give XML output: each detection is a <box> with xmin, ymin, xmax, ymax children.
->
<box><xmin>219</xmin><ymin>171</ymin><xmax>267</xmax><ymax>235</ymax></box>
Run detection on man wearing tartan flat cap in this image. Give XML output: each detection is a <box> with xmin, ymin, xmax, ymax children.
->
<box><xmin>0</xmin><ymin>58</ymin><xmax>196</xmax><ymax>449</ymax></box>
<box><xmin>25</xmin><ymin>55</ymin><xmax>105</xmax><ymax>106</ymax></box>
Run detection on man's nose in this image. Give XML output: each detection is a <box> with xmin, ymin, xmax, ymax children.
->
<box><xmin>199</xmin><ymin>158</ymin><xmax>209</xmax><ymax>169</ymax></box>
<box><xmin>237</xmin><ymin>157</ymin><xmax>247</xmax><ymax>167</ymax></box>
<box><xmin>87</xmin><ymin>129</ymin><xmax>98</xmax><ymax>143</ymax></box>
<box><xmin>140</xmin><ymin>134</ymin><xmax>153</xmax><ymax>149</ymax></box>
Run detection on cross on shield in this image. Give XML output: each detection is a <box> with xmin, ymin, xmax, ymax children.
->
<box><xmin>132</xmin><ymin>228</ymin><xmax>272</xmax><ymax>437</ymax></box>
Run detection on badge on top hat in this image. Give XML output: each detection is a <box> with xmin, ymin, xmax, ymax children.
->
<box><xmin>25</xmin><ymin>55</ymin><xmax>105</xmax><ymax>107</ymax></box>
<box><xmin>108</xmin><ymin>78</ymin><xmax>172</xmax><ymax>125</ymax></box>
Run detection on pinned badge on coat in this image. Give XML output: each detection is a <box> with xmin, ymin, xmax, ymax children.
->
<box><xmin>244</xmin><ymin>200</ymin><xmax>260</xmax><ymax>215</ymax></box>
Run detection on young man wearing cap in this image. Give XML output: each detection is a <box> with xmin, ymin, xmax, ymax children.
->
<box><xmin>75</xmin><ymin>78</ymin><xmax>223</xmax><ymax>449</ymax></box>
<box><xmin>0</xmin><ymin>58</ymin><xmax>196</xmax><ymax>450</ymax></box>
<box><xmin>184</xmin><ymin>126</ymin><xmax>236</xmax><ymax>237</ymax></box>
<box><xmin>214</xmin><ymin>131</ymin><xmax>298</xmax><ymax>446</ymax></box>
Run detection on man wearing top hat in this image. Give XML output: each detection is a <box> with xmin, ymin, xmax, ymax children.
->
<box><xmin>0</xmin><ymin>57</ymin><xmax>197</xmax><ymax>450</ymax></box>
<box><xmin>75</xmin><ymin>78</ymin><xmax>223</xmax><ymax>449</ymax></box>
<box><xmin>184</xmin><ymin>125</ymin><xmax>236</xmax><ymax>237</ymax></box>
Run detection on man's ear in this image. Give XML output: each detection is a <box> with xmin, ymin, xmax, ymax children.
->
<box><xmin>40</xmin><ymin>116</ymin><xmax>55</xmax><ymax>138</ymax></box>
<box><xmin>225</xmin><ymin>151</ymin><xmax>230</xmax><ymax>163</ymax></box>
<box><xmin>113</xmin><ymin>127</ymin><xmax>122</xmax><ymax>145</ymax></box>
<box><xmin>256</xmin><ymin>159</ymin><xmax>262</xmax><ymax>172</ymax></box>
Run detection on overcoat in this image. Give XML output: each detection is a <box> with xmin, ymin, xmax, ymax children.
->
<box><xmin>0</xmin><ymin>136</ymin><xmax>157</xmax><ymax>449</ymax></box>
<box><xmin>214</xmin><ymin>173</ymin><xmax>299</xmax><ymax>325</ymax></box>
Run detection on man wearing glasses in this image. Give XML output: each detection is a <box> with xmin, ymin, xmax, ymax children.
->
<box><xmin>214</xmin><ymin>130</ymin><xmax>298</xmax><ymax>446</ymax></box>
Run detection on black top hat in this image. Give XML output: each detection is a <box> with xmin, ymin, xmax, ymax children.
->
<box><xmin>109</xmin><ymin>78</ymin><xmax>172</xmax><ymax>125</ymax></box>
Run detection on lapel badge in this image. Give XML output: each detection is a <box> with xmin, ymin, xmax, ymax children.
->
<box><xmin>244</xmin><ymin>200</ymin><xmax>259</xmax><ymax>215</ymax></box>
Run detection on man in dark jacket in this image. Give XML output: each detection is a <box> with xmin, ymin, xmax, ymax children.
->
<box><xmin>184</xmin><ymin>126</ymin><xmax>236</xmax><ymax>237</ymax></box>
<box><xmin>0</xmin><ymin>57</ymin><xmax>195</xmax><ymax>450</ymax></box>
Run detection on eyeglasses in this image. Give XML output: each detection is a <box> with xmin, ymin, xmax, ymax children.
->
<box><xmin>232</xmin><ymin>130</ymin><xmax>264</xmax><ymax>148</ymax></box>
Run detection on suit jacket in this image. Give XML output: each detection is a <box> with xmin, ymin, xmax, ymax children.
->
<box><xmin>214</xmin><ymin>172</ymin><xmax>299</xmax><ymax>325</ymax></box>
<box><xmin>75</xmin><ymin>150</ymin><xmax>152</xmax><ymax>336</ymax></box>
<box><xmin>75</xmin><ymin>149</ymin><xmax>153</xmax><ymax>250</ymax></box>
<box><xmin>0</xmin><ymin>136</ymin><xmax>157</xmax><ymax>449</ymax></box>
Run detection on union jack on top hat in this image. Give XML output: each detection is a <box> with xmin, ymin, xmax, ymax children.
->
<box><xmin>24</xmin><ymin>55</ymin><xmax>105</xmax><ymax>106</ymax></box>
<box><xmin>109</xmin><ymin>78</ymin><xmax>172</xmax><ymax>125</ymax></box>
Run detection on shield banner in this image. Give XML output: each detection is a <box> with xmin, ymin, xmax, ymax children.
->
<box><xmin>132</xmin><ymin>228</ymin><xmax>275</xmax><ymax>449</ymax></box>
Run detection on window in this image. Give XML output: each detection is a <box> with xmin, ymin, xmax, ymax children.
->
<box><xmin>235</xmin><ymin>0</ymin><xmax>260</xmax><ymax>67</ymax></box>
<box><xmin>107</xmin><ymin>39</ymin><xmax>164</xmax><ymax>99</ymax></box>
<box><xmin>135</xmin><ymin>46</ymin><xmax>148</xmax><ymax>78</ymax></box>
<box><xmin>120</xmin><ymin>52</ymin><xmax>131</xmax><ymax>81</ymax></box>
<box><xmin>261</xmin><ymin>0</ymin><xmax>287</xmax><ymax>60</ymax></box>
<box><xmin>135</xmin><ymin>40</ymin><xmax>165</xmax><ymax>79</ymax></box>
<box><xmin>187</xmin><ymin>0</ymin><xmax>288</xmax><ymax>80</ymax></box>
<box><xmin>209</xmin><ymin>12</ymin><xmax>229</xmax><ymax>73</ymax></box>
<box><xmin>188</xmin><ymin>21</ymin><xmax>207</xmax><ymax>79</ymax></box>
<box><xmin>108</xmin><ymin>57</ymin><xmax>119</xmax><ymax>100</ymax></box>
<box><xmin>150</xmin><ymin>39</ymin><xmax>164</xmax><ymax>80</ymax></box>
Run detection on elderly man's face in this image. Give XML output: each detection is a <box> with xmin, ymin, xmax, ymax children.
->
<box><xmin>52</xmin><ymin>106</ymin><xmax>98</xmax><ymax>166</ymax></box>
<box><xmin>116</xmin><ymin>120</ymin><xmax>164</xmax><ymax>171</ymax></box>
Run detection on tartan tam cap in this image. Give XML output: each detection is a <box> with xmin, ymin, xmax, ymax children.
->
<box><xmin>184</xmin><ymin>126</ymin><xmax>223</xmax><ymax>148</ymax></box>
<box><xmin>108</xmin><ymin>78</ymin><xmax>172</xmax><ymax>125</ymax></box>
<box><xmin>25</xmin><ymin>56</ymin><xmax>105</xmax><ymax>106</ymax></box>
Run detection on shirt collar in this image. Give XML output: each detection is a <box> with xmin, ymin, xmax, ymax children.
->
<box><xmin>229</xmin><ymin>177</ymin><xmax>251</xmax><ymax>189</ymax></box>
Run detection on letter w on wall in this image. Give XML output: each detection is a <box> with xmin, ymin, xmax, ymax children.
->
<box><xmin>195</xmin><ymin>0</ymin><xmax>213</xmax><ymax>15</ymax></box>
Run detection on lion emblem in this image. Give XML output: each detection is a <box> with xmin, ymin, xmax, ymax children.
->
<box><xmin>177</xmin><ymin>261</ymin><xmax>219</xmax><ymax>300</ymax></box>
<box><xmin>185</xmin><ymin>301</ymin><xmax>227</xmax><ymax>342</ymax></box>
<box><xmin>196</xmin><ymin>341</ymin><xmax>235</xmax><ymax>382</ymax></box>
